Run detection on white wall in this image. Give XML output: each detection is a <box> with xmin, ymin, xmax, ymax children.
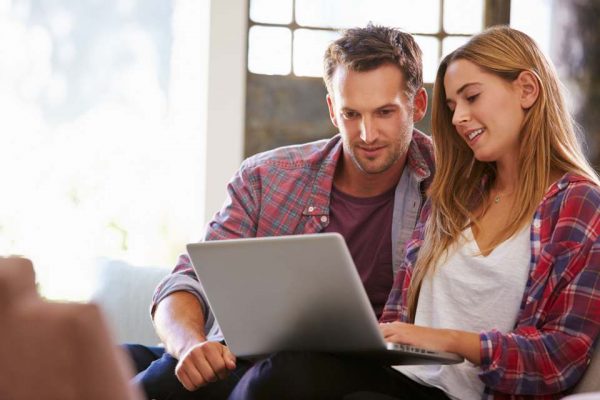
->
<box><xmin>200</xmin><ymin>0</ymin><xmax>248</xmax><ymax>227</ymax></box>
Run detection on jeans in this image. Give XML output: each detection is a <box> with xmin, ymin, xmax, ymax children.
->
<box><xmin>228</xmin><ymin>351</ymin><xmax>450</xmax><ymax>400</ymax></box>
<box><xmin>125</xmin><ymin>344</ymin><xmax>253</xmax><ymax>400</ymax></box>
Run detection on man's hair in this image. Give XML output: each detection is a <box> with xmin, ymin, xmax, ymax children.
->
<box><xmin>323</xmin><ymin>23</ymin><xmax>423</xmax><ymax>97</ymax></box>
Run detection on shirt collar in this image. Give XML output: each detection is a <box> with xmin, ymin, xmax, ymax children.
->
<box><xmin>303</xmin><ymin>130</ymin><xmax>433</xmax><ymax>215</ymax></box>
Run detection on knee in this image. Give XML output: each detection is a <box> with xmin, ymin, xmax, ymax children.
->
<box><xmin>122</xmin><ymin>344</ymin><xmax>165</xmax><ymax>373</ymax></box>
<box><xmin>231</xmin><ymin>351</ymin><xmax>336</xmax><ymax>400</ymax></box>
<box><xmin>133</xmin><ymin>350</ymin><xmax>183</xmax><ymax>399</ymax></box>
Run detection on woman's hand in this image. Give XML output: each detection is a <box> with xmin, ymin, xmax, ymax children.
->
<box><xmin>379</xmin><ymin>321</ymin><xmax>481</xmax><ymax>365</ymax></box>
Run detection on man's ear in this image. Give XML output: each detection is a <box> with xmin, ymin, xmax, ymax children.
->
<box><xmin>326</xmin><ymin>94</ymin><xmax>339</xmax><ymax>128</ymax></box>
<box><xmin>411</xmin><ymin>87</ymin><xmax>428</xmax><ymax>123</ymax></box>
<box><xmin>516</xmin><ymin>70</ymin><xmax>540</xmax><ymax>109</ymax></box>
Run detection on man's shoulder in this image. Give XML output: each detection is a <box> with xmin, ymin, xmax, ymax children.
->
<box><xmin>407</xmin><ymin>129</ymin><xmax>434</xmax><ymax>182</ymax></box>
<box><xmin>242</xmin><ymin>135</ymin><xmax>342</xmax><ymax>171</ymax></box>
<box><xmin>411</xmin><ymin>129</ymin><xmax>433</xmax><ymax>156</ymax></box>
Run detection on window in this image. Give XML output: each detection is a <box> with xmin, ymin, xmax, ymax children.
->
<box><xmin>247</xmin><ymin>0</ymin><xmax>485</xmax><ymax>82</ymax></box>
<box><xmin>0</xmin><ymin>0</ymin><xmax>206</xmax><ymax>300</ymax></box>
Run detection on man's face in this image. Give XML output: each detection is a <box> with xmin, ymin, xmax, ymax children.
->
<box><xmin>327</xmin><ymin>64</ymin><xmax>426</xmax><ymax>176</ymax></box>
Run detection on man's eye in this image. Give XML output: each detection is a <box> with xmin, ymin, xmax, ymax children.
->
<box><xmin>378</xmin><ymin>109</ymin><xmax>394</xmax><ymax>116</ymax></box>
<box><xmin>342</xmin><ymin>111</ymin><xmax>358</xmax><ymax>119</ymax></box>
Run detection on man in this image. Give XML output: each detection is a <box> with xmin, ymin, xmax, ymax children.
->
<box><xmin>127</xmin><ymin>23</ymin><xmax>432</xmax><ymax>400</ymax></box>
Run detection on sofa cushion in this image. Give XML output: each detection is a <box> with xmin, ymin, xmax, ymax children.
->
<box><xmin>91</xmin><ymin>258</ymin><xmax>171</xmax><ymax>346</ymax></box>
<box><xmin>573</xmin><ymin>341</ymin><xmax>600</xmax><ymax>394</ymax></box>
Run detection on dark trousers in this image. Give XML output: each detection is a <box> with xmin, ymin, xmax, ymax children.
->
<box><xmin>228</xmin><ymin>351</ymin><xmax>450</xmax><ymax>400</ymax></box>
<box><xmin>125</xmin><ymin>344</ymin><xmax>253</xmax><ymax>400</ymax></box>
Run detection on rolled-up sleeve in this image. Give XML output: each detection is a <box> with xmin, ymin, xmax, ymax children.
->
<box><xmin>150</xmin><ymin>254</ymin><xmax>223</xmax><ymax>341</ymax></box>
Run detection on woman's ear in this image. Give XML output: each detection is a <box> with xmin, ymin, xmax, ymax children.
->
<box><xmin>516</xmin><ymin>70</ymin><xmax>540</xmax><ymax>109</ymax></box>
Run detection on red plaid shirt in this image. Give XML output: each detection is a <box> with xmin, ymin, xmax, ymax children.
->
<box><xmin>381</xmin><ymin>173</ymin><xmax>600</xmax><ymax>399</ymax></box>
<box><xmin>152</xmin><ymin>130</ymin><xmax>435</xmax><ymax>334</ymax></box>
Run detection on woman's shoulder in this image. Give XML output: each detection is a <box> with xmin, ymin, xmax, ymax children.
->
<box><xmin>540</xmin><ymin>173</ymin><xmax>600</xmax><ymax>232</ymax></box>
<box><xmin>555</xmin><ymin>173</ymin><xmax>600</xmax><ymax>209</ymax></box>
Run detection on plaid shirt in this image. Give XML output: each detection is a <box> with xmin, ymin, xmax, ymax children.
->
<box><xmin>381</xmin><ymin>173</ymin><xmax>600</xmax><ymax>399</ymax></box>
<box><xmin>152</xmin><ymin>130</ymin><xmax>434</xmax><ymax>338</ymax></box>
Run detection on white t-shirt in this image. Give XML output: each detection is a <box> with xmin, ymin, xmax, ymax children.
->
<box><xmin>395</xmin><ymin>225</ymin><xmax>531</xmax><ymax>400</ymax></box>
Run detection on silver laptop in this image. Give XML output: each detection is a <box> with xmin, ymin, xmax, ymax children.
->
<box><xmin>186</xmin><ymin>233</ymin><xmax>463</xmax><ymax>365</ymax></box>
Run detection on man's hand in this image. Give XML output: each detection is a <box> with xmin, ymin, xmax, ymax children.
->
<box><xmin>153</xmin><ymin>292</ymin><xmax>237</xmax><ymax>390</ymax></box>
<box><xmin>175</xmin><ymin>341</ymin><xmax>237</xmax><ymax>391</ymax></box>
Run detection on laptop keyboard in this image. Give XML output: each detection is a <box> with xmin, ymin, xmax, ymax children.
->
<box><xmin>387</xmin><ymin>343</ymin><xmax>437</xmax><ymax>355</ymax></box>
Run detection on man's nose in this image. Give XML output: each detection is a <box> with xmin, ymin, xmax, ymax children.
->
<box><xmin>359</xmin><ymin>117</ymin><xmax>378</xmax><ymax>144</ymax></box>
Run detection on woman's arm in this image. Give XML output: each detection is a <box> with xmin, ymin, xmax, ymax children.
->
<box><xmin>380</xmin><ymin>322</ymin><xmax>481</xmax><ymax>364</ymax></box>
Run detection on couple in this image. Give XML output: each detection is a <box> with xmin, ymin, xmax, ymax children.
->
<box><xmin>126</xmin><ymin>24</ymin><xmax>600</xmax><ymax>399</ymax></box>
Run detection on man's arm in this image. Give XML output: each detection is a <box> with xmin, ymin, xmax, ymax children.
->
<box><xmin>150</xmin><ymin>161</ymin><xmax>261</xmax><ymax>391</ymax></box>
<box><xmin>153</xmin><ymin>291</ymin><xmax>208</xmax><ymax>359</ymax></box>
<box><xmin>153</xmin><ymin>291</ymin><xmax>236</xmax><ymax>390</ymax></box>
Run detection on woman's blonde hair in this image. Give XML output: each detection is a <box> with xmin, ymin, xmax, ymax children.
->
<box><xmin>407</xmin><ymin>26</ymin><xmax>599</xmax><ymax>320</ymax></box>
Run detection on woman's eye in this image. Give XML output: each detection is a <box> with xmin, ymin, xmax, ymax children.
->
<box><xmin>466</xmin><ymin>94</ymin><xmax>480</xmax><ymax>103</ymax></box>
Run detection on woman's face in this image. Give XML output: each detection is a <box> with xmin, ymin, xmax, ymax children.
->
<box><xmin>443</xmin><ymin>59</ymin><xmax>526</xmax><ymax>166</ymax></box>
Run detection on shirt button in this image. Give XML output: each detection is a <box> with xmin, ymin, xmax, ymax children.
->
<box><xmin>320</xmin><ymin>216</ymin><xmax>328</xmax><ymax>223</ymax></box>
<box><xmin>533</xmin><ymin>220</ymin><xmax>541</xmax><ymax>228</ymax></box>
<box><xmin>308</xmin><ymin>206</ymin><xmax>315</xmax><ymax>212</ymax></box>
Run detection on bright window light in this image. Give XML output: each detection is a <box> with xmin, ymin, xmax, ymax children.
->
<box><xmin>250</xmin><ymin>0</ymin><xmax>293</xmax><ymax>24</ymax></box>
<box><xmin>414</xmin><ymin>35</ymin><xmax>440</xmax><ymax>83</ymax></box>
<box><xmin>510</xmin><ymin>0</ymin><xmax>552</xmax><ymax>58</ymax></box>
<box><xmin>0</xmin><ymin>0</ymin><xmax>205</xmax><ymax>301</ymax></box>
<box><xmin>293</xmin><ymin>29</ymin><xmax>340</xmax><ymax>77</ymax></box>
<box><xmin>444</xmin><ymin>0</ymin><xmax>484</xmax><ymax>34</ymax></box>
<box><xmin>442</xmin><ymin>36</ymin><xmax>470</xmax><ymax>58</ymax></box>
<box><xmin>295</xmin><ymin>0</ymin><xmax>439</xmax><ymax>33</ymax></box>
<box><xmin>248</xmin><ymin>25</ymin><xmax>292</xmax><ymax>76</ymax></box>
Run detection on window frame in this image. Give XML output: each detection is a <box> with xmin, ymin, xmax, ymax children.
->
<box><xmin>246</xmin><ymin>0</ymin><xmax>510</xmax><ymax>78</ymax></box>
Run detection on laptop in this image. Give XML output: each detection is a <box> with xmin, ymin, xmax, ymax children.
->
<box><xmin>186</xmin><ymin>233</ymin><xmax>463</xmax><ymax>365</ymax></box>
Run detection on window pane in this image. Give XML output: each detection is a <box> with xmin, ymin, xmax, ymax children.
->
<box><xmin>248</xmin><ymin>26</ymin><xmax>291</xmax><ymax>75</ymax></box>
<box><xmin>442</xmin><ymin>36</ymin><xmax>470</xmax><ymax>57</ymax></box>
<box><xmin>444</xmin><ymin>0</ymin><xmax>483</xmax><ymax>34</ymax></box>
<box><xmin>295</xmin><ymin>0</ymin><xmax>439</xmax><ymax>33</ymax></box>
<box><xmin>510</xmin><ymin>0</ymin><xmax>551</xmax><ymax>58</ymax></box>
<box><xmin>293</xmin><ymin>29</ymin><xmax>340</xmax><ymax>77</ymax></box>
<box><xmin>414</xmin><ymin>35</ymin><xmax>439</xmax><ymax>83</ymax></box>
<box><xmin>249</xmin><ymin>0</ymin><xmax>293</xmax><ymax>24</ymax></box>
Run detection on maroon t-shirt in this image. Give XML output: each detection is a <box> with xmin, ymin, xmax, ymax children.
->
<box><xmin>324</xmin><ymin>185</ymin><xmax>395</xmax><ymax>318</ymax></box>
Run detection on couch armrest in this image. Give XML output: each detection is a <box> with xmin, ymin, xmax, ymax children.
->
<box><xmin>91</xmin><ymin>258</ymin><xmax>171</xmax><ymax>346</ymax></box>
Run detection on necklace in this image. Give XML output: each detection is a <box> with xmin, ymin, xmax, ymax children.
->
<box><xmin>492</xmin><ymin>190</ymin><xmax>514</xmax><ymax>204</ymax></box>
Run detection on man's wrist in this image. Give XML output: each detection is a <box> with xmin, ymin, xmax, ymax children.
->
<box><xmin>170</xmin><ymin>334</ymin><xmax>207</xmax><ymax>359</ymax></box>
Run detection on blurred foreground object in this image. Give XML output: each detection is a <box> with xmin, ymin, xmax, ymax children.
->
<box><xmin>0</xmin><ymin>257</ymin><xmax>142</xmax><ymax>400</ymax></box>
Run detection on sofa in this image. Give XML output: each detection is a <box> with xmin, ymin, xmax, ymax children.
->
<box><xmin>91</xmin><ymin>257</ymin><xmax>171</xmax><ymax>346</ymax></box>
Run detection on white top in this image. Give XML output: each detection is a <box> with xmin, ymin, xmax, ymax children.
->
<box><xmin>395</xmin><ymin>225</ymin><xmax>531</xmax><ymax>400</ymax></box>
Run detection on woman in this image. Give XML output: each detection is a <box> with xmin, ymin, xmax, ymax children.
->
<box><xmin>380</xmin><ymin>26</ymin><xmax>600</xmax><ymax>399</ymax></box>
